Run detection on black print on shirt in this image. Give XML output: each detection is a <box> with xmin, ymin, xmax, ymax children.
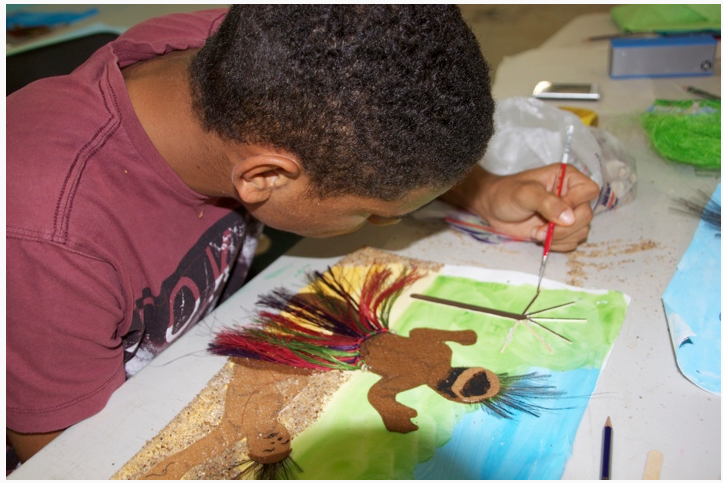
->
<box><xmin>123</xmin><ymin>210</ymin><xmax>260</xmax><ymax>375</ymax></box>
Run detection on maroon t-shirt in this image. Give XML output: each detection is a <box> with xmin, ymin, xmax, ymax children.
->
<box><xmin>7</xmin><ymin>9</ymin><xmax>262</xmax><ymax>433</ymax></box>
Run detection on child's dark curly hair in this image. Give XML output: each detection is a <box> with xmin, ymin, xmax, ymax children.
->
<box><xmin>190</xmin><ymin>5</ymin><xmax>494</xmax><ymax>201</ymax></box>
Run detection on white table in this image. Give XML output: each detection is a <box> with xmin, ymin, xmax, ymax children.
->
<box><xmin>493</xmin><ymin>14</ymin><xmax>721</xmax><ymax>480</ymax></box>
<box><xmin>493</xmin><ymin>13</ymin><xmax>721</xmax><ymax>113</ymax></box>
<box><xmin>10</xmin><ymin>13</ymin><xmax>721</xmax><ymax>480</ymax></box>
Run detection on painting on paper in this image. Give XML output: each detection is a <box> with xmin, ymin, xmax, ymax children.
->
<box><xmin>113</xmin><ymin>248</ymin><xmax>629</xmax><ymax>480</ymax></box>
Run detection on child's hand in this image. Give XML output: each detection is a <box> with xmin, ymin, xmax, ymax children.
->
<box><xmin>441</xmin><ymin>164</ymin><xmax>600</xmax><ymax>252</ymax></box>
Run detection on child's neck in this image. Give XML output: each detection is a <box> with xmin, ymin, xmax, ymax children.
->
<box><xmin>122</xmin><ymin>49</ymin><xmax>237</xmax><ymax>198</ymax></box>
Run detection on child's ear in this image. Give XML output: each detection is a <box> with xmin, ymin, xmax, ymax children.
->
<box><xmin>231</xmin><ymin>154</ymin><xmax>301</xmax><ymax>204</ymax></box>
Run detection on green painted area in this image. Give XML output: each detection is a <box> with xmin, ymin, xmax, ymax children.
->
<box><xmin>292</xmin><ymin>274</ymin><xmax>628</xmax><ymax>479</ymax></box>
<box><xmin>395</xmin><ymin>275</ymin><xmax>627</xmax><ymax>374</ymax></box>
<box><xmin>292</xmin><ymin>373</ymin><xmax>468</xmax><ymax>479</ymax></box>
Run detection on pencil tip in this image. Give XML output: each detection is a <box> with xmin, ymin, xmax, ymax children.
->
<box><xmin>606</xmin><ymin>416</ymin><xmax>612</xmax><ymax>427</ymax></box>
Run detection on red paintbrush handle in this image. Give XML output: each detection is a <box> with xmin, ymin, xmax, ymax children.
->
<box><xmin>554</xmin><ymin>162</ymin><xmax>567</xmax><ymax>197</ymax></box>
<box><xmin>543</xmin><ymin>221</ymin><xmax>555</xmax><ymax>256</ymax></box>
<box><xmin>542</xmin><ymin>162</ymin><xmax>568</xmax><ymax>256</ymax></box>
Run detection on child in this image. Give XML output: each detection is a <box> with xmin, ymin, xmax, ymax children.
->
<box><xmin>6</xmin><ymin>5</ymin><xmax>598</xmax><ymax>462</ymax></box>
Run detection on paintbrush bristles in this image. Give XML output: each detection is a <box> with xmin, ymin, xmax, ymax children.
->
<box><xmin>672</xmin><ymin>190</ymin><xmax>721</xmax><ymax>232</ymax></box>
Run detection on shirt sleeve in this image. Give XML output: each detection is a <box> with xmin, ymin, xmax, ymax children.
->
<box><xmin>7</xmin><ymin>237</ymin><xmax>128</xmax><ymax>433</ymax></box>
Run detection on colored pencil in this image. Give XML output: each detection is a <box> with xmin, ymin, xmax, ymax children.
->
<box><xmin>601</xmin><ymin>416</ymin><xmax>613</xmax><ymax>480</ymax></box>
<box><xmin>584</xmin><ymin>31</ymin><xmax>655</xmax><ymax>42</ymax></box>
<box><xmin>684</xmin><ymin>85</ymin><xmax>721</xmax><ymax>101</ymax></box>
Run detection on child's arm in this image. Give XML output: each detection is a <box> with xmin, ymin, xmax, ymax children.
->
<box><xmin>6</xmin><ymin>429</ymin><xmax>64</xmax><ymax>463</ymax></box>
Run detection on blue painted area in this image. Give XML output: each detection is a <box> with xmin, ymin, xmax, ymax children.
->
<box><xmin>415</xmin><ymin>368</ymin><xmax>599</xmax><ymax>480</ymax></box>
<box><xmin>663</xmin><ymin>184</ymin><xmax>721</xmax><ymax>395</ymax></box>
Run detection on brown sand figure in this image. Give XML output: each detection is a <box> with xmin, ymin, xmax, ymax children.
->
<box><xmin>141</xmin><ymin>359</ymin><xmax>311</xmax><ymax>480</ymax></box>
<box><xmin>360</xmin><ymin>327</ymin><xmax>499</xmax><ymax>433</ymax></box>
<box><xmin>211</xmin><ymin>265</ymin><xmax>560</xmax><ymax>436</ymax></box>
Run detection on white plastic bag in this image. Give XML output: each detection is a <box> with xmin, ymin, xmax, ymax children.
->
<box><xmin>588</xmin><ymin>126</ymin><xmax>637</xmax><ymax>212</ymax></box>
<box><xmin>480</xmin><ymin>97</ymin><xmax>636</xmax><ymax>213</ymax></box>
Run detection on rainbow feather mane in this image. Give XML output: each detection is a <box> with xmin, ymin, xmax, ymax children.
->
<box><xmin>210</xmin><ymin>265</ymin><xmax>424</xmax><ymax>370</ymax></box>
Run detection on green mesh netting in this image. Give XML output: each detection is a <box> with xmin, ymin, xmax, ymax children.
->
<box><xmin>640</xmin><ymin>100</ymin><xmax>721</xmax><ymax>169</ymax></box>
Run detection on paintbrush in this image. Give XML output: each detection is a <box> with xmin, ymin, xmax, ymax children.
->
<box><xmin>671</xmin><ymin>189</ymin><xmax>721</xmax><ymax>232</ymax></box>
<box><xmin>534</xmin><ymin>125</ymin><xmax>574</xmax><ymax>295</ymax></box>
<box><xmin>683</xmin><ymin>85</ymin><xmax>721</xmax><ymax>101</ymax></box>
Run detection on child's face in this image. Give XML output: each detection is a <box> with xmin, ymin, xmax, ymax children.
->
<box><xmin>247</xmin><ymin>178</ymin><xmax>448</xmax><ymax>238</ymax></box>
